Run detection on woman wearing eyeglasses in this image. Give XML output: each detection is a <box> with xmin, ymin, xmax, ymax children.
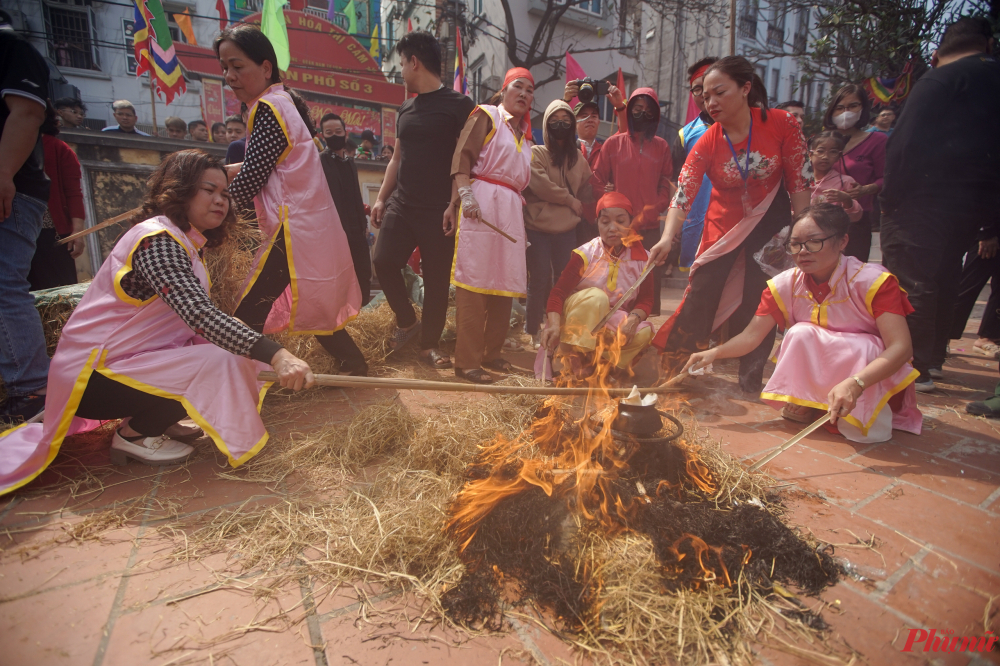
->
<box><xmin>821</xmin><ymin>84</ymin><xmax>887</xmax><ymax>261</ymax></box>
<box><xmin>683</xmin><ymin>204</ymin><xmax>921</xmax><ymax>444</ymax></box>
<box><xmin>523</xmin><ymin>99</ymin><xmax>595</xmax><ymax>348</ymax></box>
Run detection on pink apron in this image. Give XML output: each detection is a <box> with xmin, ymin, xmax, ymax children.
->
<box><xmin>0</xmin><ymin>217</ymin><xmax>272</xmax><ymax>496</ymax></box>
<box><xmin>451</xmin><ymin>104</ymin><xmax>532</xmax><ymax>298</ymax></box>
<box><xmin>238</xmin><ymin>83</ymin><xmax>361</xmax><ymax>335</ymax></box>
<box><xmin>573</xmin><ymin>237</ymin><xmax>654</xmax><ymax>335</ymax></box>
<box><xmin>652</xmin><ymin>183</ymin><xmax>781</xmax><ymax>349</ymax></box>
<box><xmin>760</xmin><ymin>255</ymin><xmax>922</xmax><ymax>442</ymax></box>
<box><xmin>811</xmin><ymin>171</ymin><xmax>863</xmax><ymax>222</ymax></box>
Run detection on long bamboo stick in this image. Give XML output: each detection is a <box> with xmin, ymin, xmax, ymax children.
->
<box><xmin>748</xmin><ymin>413</ymin><xmax>832</xmax><ymax>472</ymax></box>
<box><xmin>478</xmin><ymin>216</ymin><xmax>517</xmax><ymax>243</ymax></box>
<box><xmin>57</xmin><ymin>208</ymin><xmax>141</xmax><ymax>246</ymax></box>
<box><xmin>257</xmin><ymin>371</ymin><xmax>682</xmax><ymax>396</ymax></box>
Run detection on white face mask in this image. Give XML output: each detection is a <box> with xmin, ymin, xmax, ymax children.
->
<box><xmin>833</xmin><ymin>110</ymin><xmax>861</xmax><ymax>130</ymax></box>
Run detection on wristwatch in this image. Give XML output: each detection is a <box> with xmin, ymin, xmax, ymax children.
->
<box><xmin>614</xmin><ymin>104</ymin><xmax>626</xmax><ymax>112</ymax></box>
<box><xmin>850</xmin><ymin>375</ymin><xmax>866</xmax><ymax>392</ymax></box>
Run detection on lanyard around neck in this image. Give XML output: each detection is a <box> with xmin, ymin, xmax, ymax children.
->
<box><xmin>722</xmin><ymin>113</ymin><xmax>753</xmax><ymax>184</ymax></box>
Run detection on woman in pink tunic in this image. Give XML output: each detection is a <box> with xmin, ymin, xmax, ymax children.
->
<box><xmin>215</xmin><ymin>25</ymin><xmax>365</xmax><ymax>375</ymax></box>
<box><xmin>683</xmin><ymin>203</ymin><xmax>920</xmax><ymax>444</ymax></box>
<box><xmin>0</xmin><ymin>151</ymin><xmax>315</xmax><ymax>496</ymax></box>
<box><xmin>446</xmin><ymin>67</ymin><xmax>534</xmax><ymax>384</ymax></box>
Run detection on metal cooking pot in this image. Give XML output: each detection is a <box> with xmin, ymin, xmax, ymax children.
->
<box><xmin>612</xmin><ymin>400</ymin><xmax>663</xmax><ymax>436</ymax></box>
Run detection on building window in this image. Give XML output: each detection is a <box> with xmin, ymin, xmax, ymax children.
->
<box><xmin>793</xmin><ymin>7</ymin><xmax>809</xmax><ymax>53</ymax></box>
<box><xmin>45</xmin><ymin>0</ymin><xmax>101</xmax><ymax>71</ymax></box>
<box><xmin>770</xmin><ymin>68</ymin><xmax>780</xmax><ymax>102</ymax></box>
<box><xmin>560</xmin><ymin>0</ymin><xmax>601</xmax><ymax>17</ymax></box>
<box><xmin>738</xmin><ymin>0</ymin><xmax>758</xmax><ymax>40</ymax></box>
<box><xmin>472</xmin><ymin>0</ymin><xmax>483</xmax><ymax>17</ymax></box>
<box><xmin>815</xmin><ymin>83</ymin><xmax>826</xmax><ymax>111</ymax></box>
<box><xmin>387</xmin><ymin>18</ymin><xmax>395</xmax><ymax>52</ymax></box>
<box><xmin>767</xmin><ymin>1</ymin><xmax>785</xmax><ymax>48</ymax></box>
<box><xmin>803</xmin><ymin>78</ymin><xmax>813</xmax><ymax>109</ymax></box>
<box><xmin>470</xmin><ymin>63</ymin><xmax>483</xmax><ymax>103</ymax></box>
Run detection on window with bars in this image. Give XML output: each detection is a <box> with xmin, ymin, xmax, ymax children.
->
<box><xmin>770</xmin><ymin>68</ymin><xmax>780</xmax><ymax>102</ymax></box>
<box><xmin>470</xmin><ymin>64</ymin><xmax>483</xmax><ymax>103</ymax></box>
<box><xmin>793</xmin><ymin>7</ymin><xmax>809</xmax><ymax>53</ymax></box>
<box><xmin>767</xmin><ymin>1</ymin><xmax>785</xmax><ymax>47</ymax></box>
<box><xmin>472</xmin><ymin>0</ymin><xmax>483</xmax><ymax>17</ymax></box>
<box><xmin>45</xmin><ymin>1</ymin><xmax>100</xmax><ymax>71</ymax></box>
<box><xmin>738</xmin><ymin>0</ymin><xmax>758</xmax><ymax>40</ymax></box>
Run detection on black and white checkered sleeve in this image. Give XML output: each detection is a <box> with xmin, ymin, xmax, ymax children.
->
<box><xmin>228</xmin><ymin>104</ymin><xmax>288</xmax><ymax>208</ymax></box>
<box><xmin>131</xmin><ymin>233</ymin><xmax>281</xmax><ymax>363</ymax></box>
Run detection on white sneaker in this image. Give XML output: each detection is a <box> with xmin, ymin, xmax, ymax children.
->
<box><xmin>110</xmin><ymin>430</ymin><xmax>194</xmax><ymax>466</ymax></box>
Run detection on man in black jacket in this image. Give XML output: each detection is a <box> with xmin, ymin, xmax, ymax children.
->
<box><xmin>880</xmin><ymin>17</ymin><xmax>1000</xmax><ymax>394</ymax></box>
<box><xmin>319</xmin><ymin>112</ymin><xmax>372</xmax><ymax>305</ymax></box>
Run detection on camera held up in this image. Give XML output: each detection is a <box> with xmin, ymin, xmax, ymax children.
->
<box><xmin>574</xmin><ymin>78</ymin><xmax>610</xmax><ymax>104</ymax></box>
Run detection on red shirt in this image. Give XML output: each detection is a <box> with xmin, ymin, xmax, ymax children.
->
<box><xmin>756</xmin><ymin>272</ymin><xmax>914</xmax><ymax>327</ymax></box>
<box><xmin>547</xmin><ymin>248</ymin><xmax>655</xmax><ymax>316</ymax></box>
<box><xmin>42</xmin><ymin>135</ymin><xmax>86</xmax><ymax>235</ymax></box>
<box><xmin>672</xmin><ymin>108</ymin><xmax>809</xmax><ymax>251</ymax></box>
<box><xmin>592</xmin><ymin>133</ymin><xmax>673</xmax><ymax>230</ymax></box>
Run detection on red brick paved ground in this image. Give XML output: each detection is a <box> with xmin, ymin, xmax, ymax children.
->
<box><xmin>1</xmin><ymin>285</ymin><xmax>998</xmax><ymax>665</ymax></box>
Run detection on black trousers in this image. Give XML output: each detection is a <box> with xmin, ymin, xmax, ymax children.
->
<box><xmin>28</xmin><ymin>228</ymin><xmax>77</xmax><ymax>290</ymax></box>
<box><xmin>663</xmin><ymin>186</ymin><xmax>789</xmax><ymax>392</ymax></box>
<box><xmin>76</xmin><ymin>371</ymin><xmax>187</xmax><ymax>437</ymax></box>
<box><xmin>233</xmin><ymin>228</ymin><xmax>366</xmax><ymax>370</ymax></box>
<box><xmin>372</xmin><ymin>197</ymin><xmax>455</xmax><ymax>351</ymax></box>
<box><xmin>881</xmin><ymin>205</ymin><xmax>980</xmax><ymax>374</ymax></box>
<box><xmin>640</xmin><ymin>227</ymin><xmax>665</xmax><ymax>316</ymax></box>
<box><xmin>949</xmin><ymin>240</ymin><xmax>1000</xmax><ymax>341</ymax></box>
<box><xmin>843</xmin><ymin>210</ymin><xmax>872</xmax><ymax>263</ymax></box>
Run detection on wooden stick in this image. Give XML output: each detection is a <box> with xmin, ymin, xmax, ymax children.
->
<box><xmin>748</xmin><ymin>413</ymin><xmax>831</xmax><ymax>472</ymax></box>
<box><xmin>256</xmin><ymin>371</ymin><xmax>681</xmax><ymax>396</ymax></box>
<box><xmin>591</xmin><ymin>262</ymin><xmax>654</xmax><ymax>334</ymax></box>
<box><xmin>57</xmin><ymin>208</ymin><xmax>141</xmax><ymax>246</ymax></box>
<box><xmin>478</xmin><ymin>216</ymin><xmax>517</xmax><ymax>243</ymax></box>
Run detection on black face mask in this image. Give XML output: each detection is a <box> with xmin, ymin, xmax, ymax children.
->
<box><xmin>326</xmin><ymin>134</ymin><xmax>347</xmax><ymax>151</ymax></box>
<box><xmin>548</xmin><ymin>124</ymin><xmax>573</xmax><ymax>141</ymax></box>
<box><xmin>631</xmin><ymin>113</ymin><xmax>652</xmax><ymax>132</ymax></box>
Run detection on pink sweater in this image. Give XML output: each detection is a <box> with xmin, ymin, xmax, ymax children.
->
<box><xmin>811</xmin><ymin>170</ymin><xmax>863</xmax><ymax>223</ymax></box>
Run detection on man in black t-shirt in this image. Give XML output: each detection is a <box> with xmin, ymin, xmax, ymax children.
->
<box><xmin>371</xmin><ymin>32</ymin><xmax>475</xmax><ymax>370</ymax></box>
<box><xmin>880</xmin><ymin>17</ymin><xmax>1000</xmax><ymax>394</ymax></box>
<box><xmin>0</xmin><ymin>13</ymin><xmax>52</xmax><ymax>421</ymax></box>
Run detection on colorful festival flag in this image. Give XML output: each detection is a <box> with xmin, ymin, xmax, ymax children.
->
<box><xmin>261</xmin><ymin>0</ymin><xmax>290</xmax><ymax>71</ymax></box>
<box><xmin>173</xmin><ymin>8</ymin><xmax>197</xmax><ymax>46</ymax></box>
<box><xmin>453</xmin><ymin>27</ymin><xmax>467</xmax><ymax>95</ymax></box>
<box><xmin>216</xmin><ymin>0</ymin><xmax>228</xmax><ymax>31</ymax></box>
<box><xmin>864</xmin><ymin>61</ymin><xmax>914</xmax><ymax>108</ymax></box>
<box><xmin>345</xmin><ymin>0</ymin><xmax>357</xmax><ymax>35</ymax></box>
<box><xmin>370</xmin><ymin>24</ymin><xmax>380</xmax><ymax>62</ymax></box>
<box><xmin>132</xmin><ymin>0</ymin><xmax>186</xmax><ymax>104</ymax></box>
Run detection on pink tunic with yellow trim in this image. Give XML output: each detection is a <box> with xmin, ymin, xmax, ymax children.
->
<box><xmin>761</xmin><ymin>255</ymin><xmax>921</xmax><ymax>443</ymax></box>
<box><xmin>0</xmin><ymin>217</ymin><xmax>272</xmax><ymax>496</ymax></box>
<box><xmin>451</xmin><ymin>104</ymin><xmax>532</xmax><ymax>298</ymax></box>
<box><xmin>239</xmin><ymin>83</ymin><xmax>361</xmax><ymax>334</ymax></box>
<box><xmin>573</xmin><ymin>237</ymin><xmax>653</xmax><ymax>335</ymax></box>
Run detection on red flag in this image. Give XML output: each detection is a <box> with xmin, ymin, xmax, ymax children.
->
<box><xmin>616</xmin><ymin>67</ymin><xmax>626</xmax><ymax>98</ymax></box>
<box><xmin>407</xmin><ymin>18</ymin><xmax>413</xmax><ymax>32</ymax></box>
<box><xmin>685</xmin><ymin>94</ymin><xmax>701</xmax><ymax>124</ymax></box>
<box><xmin>216</xmin><ymin>0</ymin><xmax>228</xmax><ymax>31</ymax></box>
<box><xmin>565</xmin><ymin>51</ymin><xmax>586</xmax><ymax>107</ymax></box>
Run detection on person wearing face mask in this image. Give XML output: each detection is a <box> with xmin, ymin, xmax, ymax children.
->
<box><xmin>671</xmin><ymin>57</ymin><xmax>718</xmax><ymax>274</ymax></box>
<box><xmin>523</xmin><ymin>99</ymin><xmax>595</xmax><ymax>348</ymax></box>
<box><xmin>592</xmin><ymin>88</ymin><xmax>674</xmax><ymax>316</ymax></box>
<box><xmin>0</xmin><ymin>150</ymin><xmax>317</xmax><ymax>493</ymax></box>
<box><xmin>682</xmin><ymin>204</ymin><xmax>920</xmax><ymax>443</ymax></box>
<box><xmin>447</xmin><ymin>68</ymin><xmax>535</xmax><ymax>384</ymax></box>
<box><xmin>319</xmin><ymin>112</ymin><xmax>373</xmax><ymax>309</ymax></box>
<box><xmin>647</xmin><ymin>56</ymin><xmax>811</xmax><ymax>392</ymax></box>
<box><xmin>215</xmin><ymin>25</ymin><xmax>365</xmax><ymax>375</ymax></box>
<box><xmin>820</xmin><ymin>84</ymin><xmax>885</xmax><ymax>262</ymax></box>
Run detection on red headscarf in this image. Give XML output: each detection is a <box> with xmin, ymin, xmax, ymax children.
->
<box><xmin>689</xmin><ymin>63</ymin><xmax>712</xmax><ymax>86</ymax></box>
<box><xmin>503</xmin><ymin>67</ymin><xmax>534</xmax><ymax>90</ymax></box>
<box><xmin>596</xmin><ymin>192</ymin><xmax>634</xmax><ymax>216</ymax></box>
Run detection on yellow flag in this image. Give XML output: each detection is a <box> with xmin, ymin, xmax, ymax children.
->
<box><xmin>173</xmin><ymin>9</ymin><xmax>197</xmax><ymax>46</ymax></box>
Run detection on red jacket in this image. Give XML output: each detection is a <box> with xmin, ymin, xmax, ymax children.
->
<box><xmin>42</xmin><ymin>135</ymin><xmax>85</xmax><ymax>235</ymax></box>
<box><xmin>592</xmin><ymin>87</ymin><xmax>673</xmax><ymax>230</ymax></box>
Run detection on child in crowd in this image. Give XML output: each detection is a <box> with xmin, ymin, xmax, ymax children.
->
<box><xmin>809</xmin><ymin>131</ymin><xmax>863</xmax><ymax>223</ymax></box>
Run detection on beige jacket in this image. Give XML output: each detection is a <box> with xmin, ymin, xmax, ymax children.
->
<box><xmin>523</xmin><ymin>99</ymin><xmax>594</xmax><ymax>234</ymax></box>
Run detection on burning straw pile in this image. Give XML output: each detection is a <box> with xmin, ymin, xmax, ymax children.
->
<box><xmin>157</xmin><ymin>333</ymin><xmax>844</xmax><ymax>665</ymax></box>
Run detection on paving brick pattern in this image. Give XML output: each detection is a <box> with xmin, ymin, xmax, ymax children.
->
<box><xmin>1</xmin><ymin>288</ymin><xmax>998</xmax><ymax>665</ymax></box>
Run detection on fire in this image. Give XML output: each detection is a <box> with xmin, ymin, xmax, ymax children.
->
<box><xmin>444</xmin><ymin>322</ymin><xmax>721</xmax><ymax>568</ymax></box>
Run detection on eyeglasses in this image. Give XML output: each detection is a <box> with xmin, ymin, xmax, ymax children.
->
<box><xmin>690</xmin><ymin>86</ymin><xmax>704</xmax><ymax>97</ymax></box>
<box><xmin>784</xmin><ymin>234</ymin><xmax>839</xmax><ymax>255</ymax></box>
<box><xmin>632</xmin><ymin>110</ymin><xmax>655</xmax><ymax>119</ymax></box>
<box><xmin>810</xmin><ymin>148</ymin><xmax>842</xmax><ymax>158</ymax></box>
<box><xmin>548</xmin><ymin>120</ymin><xmax>572</xmax><ymax>130</ymax></box>
<box><xmin>832</xmin><ymin>102</ymin><xmax>863</xmax><ymax>113</ymax></box>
